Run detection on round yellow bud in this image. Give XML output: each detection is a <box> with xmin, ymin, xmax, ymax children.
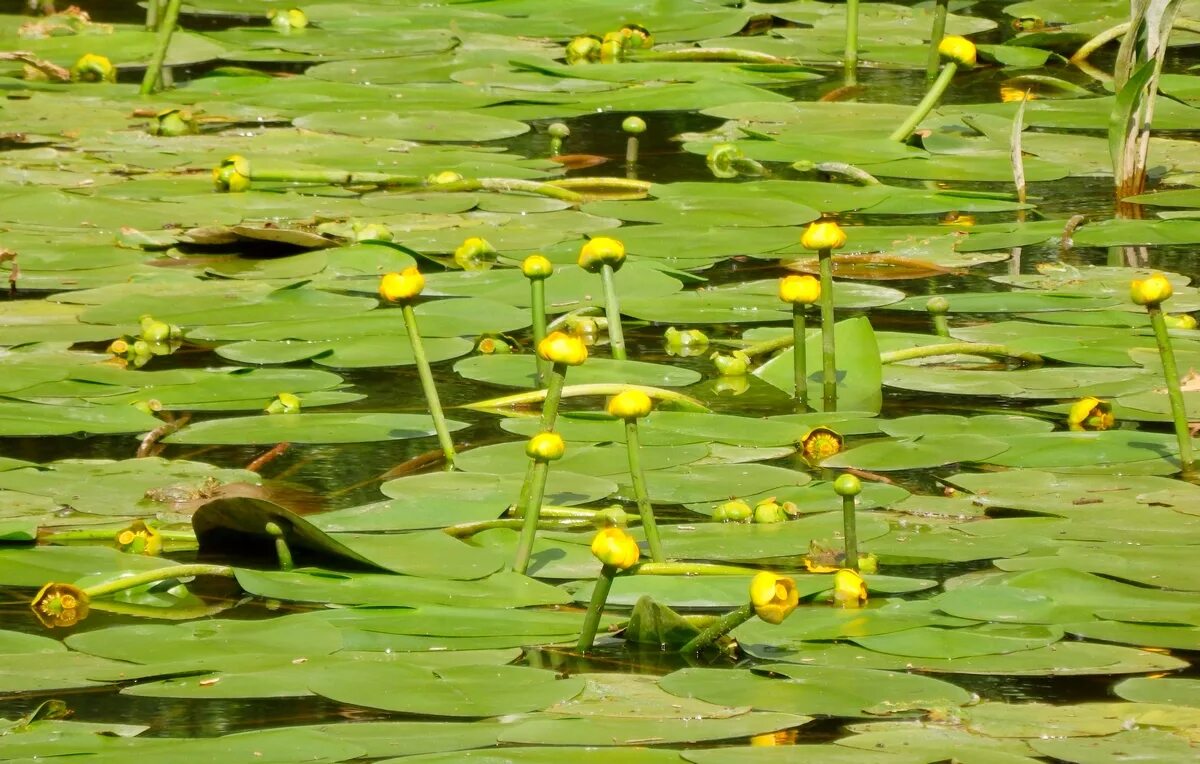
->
<box><xmin>833</xmin><ymin>568</ymin><xmax>868</xmax><ymax>609</ymax></box>
<box><xmin>1131</xmin><ymin>273</ymin><xmax>1173</xmax><ymax>306</ymax></box>
<box><xmin>938</xmin><ymin>35</ymin><xmax>977</xmax><ymax>67</ymax></box>
<box><xmin>565</xmin><ymin>35</ymin><xmax>603</xmax><ymax>65</ymax></box>
<box><xmin>526</xmin><ymin>431</ymin><xmax>566</xmax><ymax>462</ymax></box>
<box><xmin>537</xmin><ymin>331</ymin><xmax>588</xmax><ymax>366</ymax></box>
<box><xmin>70</xmin><ymin>53</ymin><xmax>116</xmax><ymax>83</ymax></box>
<box><xmin>213</xmin><ymin>155</ymin><xmax>251</xmax><ymax>193</ymax></box>
<box><xmin>427</xmin><ymin>170</ymin><xmax>464</xmax><ymax>185</ymax></box>
<box><xmin>800</xmin><ymin>220</ymin><xmax>847</xmax><ymax>251</ymax></box>
<box><xmin>749</xmin><ymin>572</ymin><xmax>799</xmax><ymax>624</ymax></box>
<box><xmin>578</xmin><ymin>236</ymin><xmax>626</xmax><ymax>273</ymax></box>
<box><xmin>1164</xmin><ymin>313</ymin><xmax>1198</xmax><ymax>330</ymax></box>
<box><xmin>379</xmin><ymin>266</ymin><xmax>425</xmax><ymax>304</ymax></box>
<box><xmin>522</xmin><ymin>254</ymin><xmax>553</xmax><ymax>280</ymax></box>
<box><xmin>607</xmin><ymin>389</ymin><xmax>653</xmax><ymax>420</ymax></box>
<box><xmin>779</xmin><ymin>275</ymin><xmax>821</xmax><ymax>305</ymax></box>
<box><xmin>590</xmin><ymin>526</ymin><xmax>641</xmax><ymax>570</ymax></box>
<box><xmin>453</xmin><ymin>236</ymin><xmax>497</xmax><ymax>271</ymax></box>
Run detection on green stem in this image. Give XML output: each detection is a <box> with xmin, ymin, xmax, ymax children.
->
<box><xmin>139</xmin><ymin>0</ymin><xmax>182</xmax><ymax>95</ymax></box>
<box><xmin>577</xmin><ymin>564</ymin><xmax>616</xmax><ymax>653</ymax></box>
<box><xmin>263</xmin><ymin>522</ymin><xmax>293</xmax><ymax>571</ymax></box>
<box><xmin>82</xmin><ymin>564</ymin><xmax>235</xmax><ymax>599</ymax></box>
<box><xmin>41</xmin><ymin>528</ymin><xmax>195</xmax><ymax>544</ymax></box>
<box><xmin>531</xmin><ymin>279</ymin><xmax>548</xmax><ymax>384</ymax></box>
<box><xmin>842</xmin><ymin>494</ymin><xmax>859</xmax><ymax>572</ymax></box>
<box><xmin>541</xmin><ymin>362</ymin><xmax>567</xmax><ymax>430</ymax></box>
<box><xmin>599</xmin><ymin>264</ymin><xmax>627</xmax><ymax>361</ymax></box>
<box><xmin>550</xmin><ymin>137</ymin><xmax>564</xmax><ymax>156</ymax></box>
<box><xmin>844</xmin><ymin>0</ymin><xmax>859</xmax><ymax>85</ymax></box>
<box><xmin>463</xmin><ymin>383</ymin><xmax>709</xmax><ymax>414</ymax></box>
<box><xmin>145</xmin><ymin>0</ymin><xmax>162</xmax><ymax>31</ymax></box>
<box><xmin>925</xmin><ymin>0</ymin><xmax>950</xmax><ymax>82</ymax></box>
<box><xmin>634</xmin><ymin>561</ymin><xmax>754</xmax><ymax>576</ymax></box>
<box><xmin>880</xmin><ymin>342</ymin><xmax>1043</xmax><ymax>365</ymax></box>
<box><xmin>513</xmin><ymin>460</ymin><xmax>551</xmax><ymax>574</ymax></box>
<box><xmin>792</xmin><ymin>305</ymin><xmax>809</xmax><ymax>405</ymax></box>
<box><xmin>625</xmin><ymin>420</ymin><xmax>663</xmax><ymax>563</ymax></box>
<box><xmin>1148</xmin><ymin>306</ymin><xmax>1194</xmax><ymax>473</ymax></box>
<box><xmin>444</xmin><ymin>517</ymin><xmax>589</xmax><ymax>539</ymax></box>
<box><xmin>632</xmin><ymin>48</ymin><xmax>791</xmax><ymax>64</ymax></box>
<box><xmin>401</xmin><ymin>304</ymin><xmax>457</xmax><ymax>469</ymax></box>
<box><xmin>818</xmin><ymin>248</ymin><xmax>838</xmax><ymax>412</ymax></box>
<box><xmin>680</xmin><ymin>602</ymin><xmax>754</xmax><ymax>654</ymax></box>
<box><xmin>625</xmin><ymin>136</ymin><xmax>639</xmax><ymax>165</ymax></box>
<box><xmin>932</xmin><ymin>314</ymin><xmax>950</xmax><ymax>338</ymax></box>
<box><xmin>546</xmin><ymin>177</ymin><xmax>652</xmax><ymax>195</ymax></box>
<box><xmin>888</xmin><ymin>62</ymin><xmax>958</xmax><ymax>142</ymax></box>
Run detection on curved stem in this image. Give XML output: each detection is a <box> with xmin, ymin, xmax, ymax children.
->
<box><xmin>888</xmin><ymin>62</ymin><xmax>958</xmax><ymax>142</ymax></box>
<box><xmin>1148</xmin><ymin>306</ymin><xmax>1194</xmax><ymax>474</ymax></box>
<box><xmin>402</xmin><ymin>304</ymin><xmax>457</xmax><ymax>469</ymax></box>
<box><xmin>462</xmin><ymin>382</ymin><xmax>709</xmax><ymax>414</ymax></box>
<box><xmin>577</xmin><ymin>564</ymin><xmax>616</xmax><ymax>653</ymax></box>
<box><xmin>842</xmin><ymin>494</ymin><xmax>859</xmax><ymax>572</ymax></box>
<box><xmin>818</xmin><ymin>248</ymin><xmax>838</xmax><ymax>411</ymax></box>
<box><xmin>625</xmin><ymin>420</ymin><xmax>663</xmax><ymax>563</ymax></box>
<box><xmin>139</xmin><ymin>0</ymin><xmax>182</xmax><ymax>95</ymax></box>
<box><xmin>879</xmin><ymin>342</ymin><xmax>1042</xmax><ymax>365</ymax></box>
<box><xmin>792</xmin><ymin>305</ymin><xmax>809</xmax><ymax>405</ymax></box>
<box><xmin>634</xmin><ymin>561</ymin><xmax>756</xmax><ymax>576</ymax></box>
<box><xmin>443</xmin><ymin>517</ymin><xmax>589</xmax><ymax>539</ymax></box>
<box><xmin>512</xmin><ymin>460</ymin><xmax>551</xmax><ymax>574</ymax></box>
<box><xmin>844</xmin><ymin>0</ymin><xmax>860</xmax><ymax>86</ymax></box>
<box><xmin>83</xmin><ymin>564</ymin><xmax>235</xmax><ymax>599</ymax></box>
<box><xmin>925</xmin><ymin>0</ymin><xmax>949</xmax><ymax>82</ymax></box>
<box><xmin>680</xmin><ymin>602</ymin><xmax>753</xmax><ymax>654</ymax></box>
<box><xmin>599</xmin><ymin>264</ymin><xmax>627</xmax><ymax>361</ymax></box>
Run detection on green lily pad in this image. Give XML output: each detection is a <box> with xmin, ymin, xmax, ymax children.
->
<box><xmin>165</xmin><ymin>412</ymin><xmax>469</xmax><ymax>445</ymax></box>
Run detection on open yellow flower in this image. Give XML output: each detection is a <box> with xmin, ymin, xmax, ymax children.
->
<box><xmin>115</xmin><ymin>520</ymin><xmax>163</xmax><ymax>556</ymax></box>
<box><xmin>800</xmin><ymin>426</ymin><xmax>843</xmax><ymax>462</ymax></box>
<box><xmin>833</xmin><ymin>568</ymin><xmax>867</xmax><ymax>609</ymax></box>
<box><xmin>1068</xmin><ymin>396</ymin><xmax>1114</xmax><ymax>432</ymax></box>
<box><xmin>578</xmin><ymin>236</ymin><xmax>626</xmax><ymax>272</ymax></box>
<box><xmin>212</xmin><ymin>155</ymin><xmax>251</xmax><ymax>193</ymax></box>
<box><xmin>590</xmin><ymin>526</ymin><xmax>640</xmax><ymax>570</ymax></box>
<box><xmin>30</xmin><ymin>582</ymin><xmax>90</xmax><ymax>629</ymax></box>
<box><xmin>379</xmin><ymin>266</ymin><xmax>425</xmax><ymax>304</ymax></box>
<box><xmin>749</xmin><ymin>572</ymin><xmax>799</xmax><ymax>624</ymax></box>
<box><xmin>607</xmin><ymin>389</ymin><xmax>653</xmax><ymax>420</ymax></box>
<box><xmin>779</xmin><ymin>274</ymin><xmax>821</xmax><ymax>305</ymax></box>
<box><xmin>1131</xmin><ymin>273</ymin><xmax>1173</xmax><ymax>306</ymax></box>
<box><xmin>938</xmin><ymin>35</ymin><xmax>977</xmax><ymax>67</ymax></box>
<box><xmin>537</xmin><ymin>331</ymin><xmax>588</xmax><ymax>366</ymax></box>
<box><xmin>800</xmin><ymin>220</ymin><xmax>847</xmax><ymax>251</ymax></box>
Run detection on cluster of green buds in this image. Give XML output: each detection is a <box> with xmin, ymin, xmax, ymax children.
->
<box><xmin>70</xmin><ymin>53</ymin><xmax>115</xmax><ymax>83</ymax></box>
<box><xmin>267</xmin><ymin>7</ymin><xmax>308</xmax><ymax>33</ymax></box>
<box><xmin>711</xmin><ymin>349</ymin><xmax>751</xmax><ymax>377</ymax></box>
<box><xmin>107</xmin><ymin>314</ymin><xmax>182</xmax><ymax>368</ymax></box>
<box><xmin>148</xmin><ymin>108</ymin><xmax>197</xmax><ymax>137</ymax></box>
<box><xmin>663</xmin><ymin>326</ymin><xmax>709</xmax><ymax>357</ymax></box>
<box><xmin>565</xmin><ymin>24</ymin><xmax>653</xmax><ymax>64</ymax></box>
<box><xmin>714</xmin><ymin>496</ymin><xmax>796</xmax><ymax>524</ymax></box>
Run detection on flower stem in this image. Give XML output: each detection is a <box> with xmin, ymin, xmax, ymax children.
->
<box><xmin>624</xmin><ymin>420</ymin><xmax>664</xmax><ymax>563</ymax></box>
<box><xmin>844</xmin><ymin>0</ymin><xmax>860</xmax><ymax>84</ymax></box>
<box><xmin>444</xmin><ymin>516</ymin><xmax>589</xmax><ymax>539</ymax></box>
<box><xmin>513</xmin><ymin>460</ymin><xmax>551</xmax><ymax>574</ymax></box>
<box><xmin>577</xmin><ymin>564</ymin><xmax>617</xmax><ymax>653</ymax></box>
<box><xmin>889</xmin><ymin>62</ymin><xmax>958</xmax><ymax>142</ymax></box>
<box><xmin>139</xmin><ymin>0</ymin><xmax>181</xmax><ymax>95</ymax></box>
<box><xmin>1148</xmin><ymin>306</ymin><xmax>1195</xmax><ymax>473</ymax></box>
<box><xmin>263</xmin><ymin>522</ymin><xmax>293</xmax><ymax>571</ymax></box>
<box><xmin>792</xmin><ymin>304</ymin><xmax>809</xmax><ymax>406</ymax></box>
<box><xmin>401</xmin><ymin>303</ymin><xmax>457</xmax><ymax>469</ymax></box>
<box><xmin>842</xmin><ymin>494</ymin><xmax>859</xmax><ymax>572</ymax></box>
<box><xmin>680</xmin><ymin>602</ymin><xmax>754</xmax><ymax>654</ymax></box>
<box><xmin>83</xmin><ymin>564</ymin><xmax>235</xmax><ymax>599</ymax></box>
<box><xmin>463</xmin><ymin>383</ymin><xmax>709</xmax><ymax>414</ymax></box>
<box><xmin>531</xmin><ymin>278</ymin><xmax>548</xmax><ymax>384</ymax></box>
<box><xmin>879</xmin><ymin>343</ymin><xmax>1043</xmax><ymax>365</ymax></box>
<box><xmin>599</xmin><ymin>264</ymin><xmax>627</xmax><ymax>361</ymax></box>
<box><xmin>925</xmin><ymin>0</ymin><xmax>950</xmax><ymax>82</ymax></box>
<box><xmin>818</xmin><ymin>247</ymin><xmax>838</xmax><ymax>411</ymax></box>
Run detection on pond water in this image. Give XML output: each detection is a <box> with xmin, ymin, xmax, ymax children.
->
<box><xmin>2</xmin><ymin>0</ymin><xmax>1200</xmax><ymax>762</ymax></box>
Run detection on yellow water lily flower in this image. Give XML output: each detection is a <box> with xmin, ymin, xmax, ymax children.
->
<box><xmin>939</xmin><ymin>35</ymin><xmax>977</xmax><ymax>67</ymax></box>
<box><xmin>749</xmin><ymin>571</ymin><xmax>799</xmax><ymax>624</ymax></box>
<box><xmin>578</xmin><ymin>236</ymin><xmax>626</xmax><ymax>272</ymax></box>
<box><xmin>522</xmin><ymin>254</ymin><xmax>553</xmax><ymax>280</ymax></box>
<box><xmin>537</xmin><ymin>331</ymin><xmax>588</xmax><ymax>366</ymax></box>
<box><xmin>1131</xmin><ymin>273</ymin><xmax>1173</xmax><ymax>306</ymax></box>
<box><xmin>213</xmin><ymin>155</ymin><xmax>251</xmax><ymax>193</ymax></box>
<box><xmin>590</xmin><ymin>526</ymin><xmax>640</xmax><ymax>569</ymax></box>
<box><xmin>70</xmin><ymin>52</ymin><xmax>115</xmax><ymax>83</ymax></box>
<box><xmin>607</xmin><ymin>389</ymin><xmax>653</xmax><ymax>420</ymax></box>
<box><xmin>1067</xmin><ymin>396</ymin><xmax>1114</xmax><ymax>432</ymax></box>
<box><xmin>779</xmin><ymin>274</ymin><xmax>821</xmax><ymax>305</ymax></box>
<box><xmin>526</xmin><ymin>431</ymin><xmax>566</xmax><ymax>461</ymax></box>
<box><xmin>115</xmin><ymin>520</ymin><xmax>163</xmax><ymax>556</ymax></box>
<box><xmin>800</xmin><ymin>426</ymin><xmax>843</xmax><ymax>462</ymax></box>
<box><xmin>833</xmin><ymin>568</ymin><xmax>868</xmax><ymax>609</ymax></box>
<box><xmin>379</xmin><ymin>266</ymin><xmax>425</xmax><ymax>304</ymax></box>
<box><xmin>30</xmin><ymin>582</ymin><xmax>90</xmax><ymax>628</ymax></box>
<box><xmin>800</xmin><ymin>219</ymin><xmax>847</xmax><ymax>251</ymax></box>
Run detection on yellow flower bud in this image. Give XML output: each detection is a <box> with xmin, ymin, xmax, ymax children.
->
<box><xmin>70</xmin><ymin>53</ymin><xmax>115</xmax><ymax>83</ymax></box>
<box><xmin>619</xmin><ymin>24</ymin><xmax>653</xmax><ymax>50</ymax></box>
<box><xmin>578</xmin><ymin>236</ymin><xmax>626</xmax><ymax>273</ymax></box>
<box><xmin>833</xmin><ymin>568</ymin><xmax>867</xmax><ymax>609</ymax></box>
<box><xmin>266</xmin><ymin>392</ymin><xmax>302</xmax><ymax>414</ymax></box>
<box><xmin>607</xmin><ymin>389</ymin><xmax>653</xmax><ymax>420</ymax></box>
<box><xmin>779</xmin><ymin>274</ymin><xmax>821</xmax><ymax>305</ymax></box>
<box><xmin>379</xmin><ymin>266</ymin><xmax>425</xmax><ymax>304</ymax></box>
<box><xmin>590</xmin><ymin>526</ymin><xmax>640</xmax><ymax>570</ymax></box>
<box><xmin>1131</xmin><ymin>273</ymin><xmax>1173</xmax><ymax>306</ymax></box>
<box><xmin>1164</xmin><ymin>313</ymin><xmax>1198</xmax><ymax>330</ymax></box>
<box><xmin>749</xmin><ymin>571</ymin><xmax>799</xmax><ymax>624</ymax></box>
<box><xmin>149</xmin><ymin>108</ymin><xmax>196</xmax><ymax>137</ymax></box>
<box><xmin>713</xmin><ymin>498</ymin><xmax>752</xmax><ymax>523</ymax></box>
<box><xmin>537</xmin><ymin>331</ymin><xmax>588</xmax><ymax>366</ymax></box>
<box><xmin>526</xmin><ymin>431</ymin><xmax>566</xmax><ymax>462</ymax></box>
<box><xmin>1067</xmin><ymin>396</ymin><xmax>1114</xmax><ymax>432</ymax></box>
<box><xmin>453</xmin><ymin>236</ymin><xmax>497</xmax><ymax>271</ymax></box>
<box><xmin>753</xmin><ymin>498</ymin><xmax>789</xmax><ymax>524</ymax></box>
<box><xmin>114</xmin><ymin>520</ymin><xmax>162</xmax><ymax>556</ymax></box>
<box><xmin>800</xmin><ymin>220</ymin><xmax>847</xmax><ymax>251</ymax></box>
<box><xmin>107</xmin><ymin>338</ymin><xmax>129</xmax><ymax>355</ymax></box>
<box><xmin>711</xmin><ymin>350</ymin><xmax>750</xmax><ymax>377</ymax></box>
<box><xmin>213</xmin><ymin>155</ymin><xmax>251</xmax><ymax>193</ymax></box>
<box><xmin>268</xmin><ymin>7</ymin><xmax>308</xmax><ymax>32</ymax></box>
<box><xmin>565</xmin><ymin>35</ymin><xmax>603</xmax><ymax>65</ymax></box>
<box><xmin>427</xmin><ymin>170</ymin><xmax>464</xmax><ymax>185</ymax></box>
<box><xmin>522</xmin><ymin>254</ymin><xmax>553</xmax><ymax>280</ymax></box>
<box><xmin>800</xmin><ymin>426</ymin><xmax>843</xmax><ymax>463</ymax></box>
<box><xmin>938</xmin><ymin>35</ymin><xmax>977</xmax><ymax>67</ymax></box>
